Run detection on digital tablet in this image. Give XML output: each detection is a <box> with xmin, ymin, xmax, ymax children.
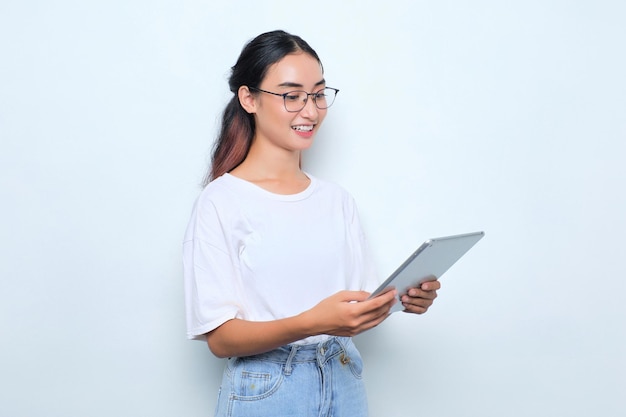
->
<box><xmin>368</xmin><ymin>231</ymin><xmax>485</xmax><ymax>313</ymax></box>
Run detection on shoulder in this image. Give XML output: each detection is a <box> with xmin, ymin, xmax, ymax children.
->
<box><xmin>309</xmin><ymin>173</ymin><xmax>352</xmax><ymax>197</ymax></box>
<box><xmin>312</xmin><ymin>173</ymin><xmax>355</xmax><ymax>196</ymax></box>
<box><xmin>184</xmin><ymin>175</ymin><xmax>246</xmax><ymax>243</ymax></box>
<box><xmin>194</xmin><ymin>174</ymin><xmax>244</xmax><ymax>208</ymax></box>
<box><xmin>187</xmin><ymin>175</ymin><xmax>245</xmax><ymax>227</ymax></box>
<box><xmin>307</xmin><ymin>173</ymin><xmax>359</xmax><ymax>212</ymax></box>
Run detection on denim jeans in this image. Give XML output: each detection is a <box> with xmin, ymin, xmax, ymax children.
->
<box><xmin>214</xmin><ymin>336</ymin><xmax>368</xmax><ymax>417</ymax></box>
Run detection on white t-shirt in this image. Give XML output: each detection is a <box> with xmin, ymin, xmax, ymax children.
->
<box><xmin>183</xmin><ymin>173</ymin><xmax>379</xmax><ymax>344</ymax></box>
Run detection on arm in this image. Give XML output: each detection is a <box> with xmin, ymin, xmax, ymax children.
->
<box><xmin>206</xmin><ymin>289</ymin><xmax>397</xmax><ymax>358</ymax></box>
<box><xmin>401</xmin><ymin>280</ymin><xmax>441</xmax><ymax>314</ymax></box>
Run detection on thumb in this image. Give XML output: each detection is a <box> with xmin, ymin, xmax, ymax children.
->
<box><xmin>337</xmin><ymin>290</ymin><xmax>370</xmax><ymax>303</ymax></box>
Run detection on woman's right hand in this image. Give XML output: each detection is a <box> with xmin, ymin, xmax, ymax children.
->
<box><xmin>206</xmin><ymin>289</ymin><xmax>397</xmax><ymax>358</ymax></box>
<box><xmin>300</xmin><ymin>289</ymin><xmax>397</xmax><ymax>337</ymax></box>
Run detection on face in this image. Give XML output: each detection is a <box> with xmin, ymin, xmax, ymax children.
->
<box><xmin>245</xmin><ymin>53</ymin><xmax>327</xmax><ymax>152</ymax></box>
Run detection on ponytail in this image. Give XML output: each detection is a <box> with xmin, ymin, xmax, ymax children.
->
<box><xmin>203</xmin><ymin>97</ymin><xmax>254</xmax><ymax>185</ymax></box>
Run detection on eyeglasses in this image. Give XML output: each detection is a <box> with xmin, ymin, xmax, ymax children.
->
<box><xmin>249</xmin><ymin>86</ymin><xmax>339</xmax><ymax>112</ymax></box>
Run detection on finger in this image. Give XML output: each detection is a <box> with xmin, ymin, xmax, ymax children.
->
<box><xmin>401</xmin><ymin>293</ymin><xmax>434</xmax><ymax>311</ymax></box>
<box><xmin>420</xmin><ymin>280</ymin><xmax>441</xmax><ymax>291</ymax></box>
<box><xmin>400</xmin><ymin>295</ymin><xmax>435</xmax><ymax>316</ymax></box>
<box><xmin>407</xmin><ymin>288</ymin><xmax>438</xmax><ymax>300</ymax></box>
<box><xmin>351</xmin><ymin>293</ymin><xmax>395</xmax><ymax>323</ymax></box>
<box><xmin>337</xmin><ymin>290</ymin><xmax>371</xmax><ymax>302</ymax></box>
<box><xmin>360</xmin><ymin>312</ymin><xmax>391</xmax><ymax>331</ymax></box>
<box><xmin>357</xmin><ymin>302</ymin><xmax>394</xmax><ymax>330</ymax></box>
<box><xmin>359</xmin><ymin>289</ymin><xmax>397</xmax><ymax>312</ymax></box>
<box><xmin>401</xmin><ymin>293</ymin><xmax>434</xmax><ymax>306</ymax></box>
<box><xmin>332</xmin><ymin>300</ymin><xmax>392</xmax><ymax>337</ymax></box>
<box><xmin>401</xmin><ymin>303</ymin><xmax>429</xmax><ymax>315</ymax></box>
<box><xmin>374</xmin><ymin>296</ymin><xmax>397</xmax><ymax>318</ymax></box>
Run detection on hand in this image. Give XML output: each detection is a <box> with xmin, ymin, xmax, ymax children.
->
<box><xmin>401</xmin><ymin>280</ymin><xmax>440</xmax><ymax>314</ymax></box>
<box><xmin>302</xmin><ymin>289</ymin><xmax>397</xmax><ymax>337</ymax></box>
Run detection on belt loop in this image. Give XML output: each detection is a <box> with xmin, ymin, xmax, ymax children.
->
<box><xmin>283</xmin><ymin>345</ymin><xmax>299</xmax><ymax>376</ymax></box>
<box><xmin>336</xmin><ymin>336</ymin><xmax>348</xmax><ymax>352</ymax></box>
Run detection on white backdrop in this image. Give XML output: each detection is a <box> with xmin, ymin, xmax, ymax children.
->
<box><xmin>1</xmin><ymin>1</ymin><xmax>625</xmax><ymax>416</ymax></box>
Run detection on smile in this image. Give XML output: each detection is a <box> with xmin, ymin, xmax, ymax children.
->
<box><xmin>292</xmin><ymin>125</ymin><xmax>314</xmax><ymax>132</ymax></box>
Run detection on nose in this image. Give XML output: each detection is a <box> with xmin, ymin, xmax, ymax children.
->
<box><xmin>299</xmin><ymin>94</ymin><xmax>320</xmax><ymax>118</ymax></box>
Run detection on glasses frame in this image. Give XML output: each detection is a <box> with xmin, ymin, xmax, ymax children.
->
<box><xmin>249</xmin><ymin>86</ymin><xmax>339</xmax><ymax>112</ymax></box>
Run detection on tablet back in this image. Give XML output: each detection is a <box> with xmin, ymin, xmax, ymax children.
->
<box><xmin>370</xmin><ymin>231</ymin><xmax>485</xmax><ymax>313</ymax></box>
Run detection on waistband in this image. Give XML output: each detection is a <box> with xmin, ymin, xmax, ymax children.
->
<box><xmin>237</xmin><ymin>336</ymin><xmax>354</xmax><ymax>374</ymax></box>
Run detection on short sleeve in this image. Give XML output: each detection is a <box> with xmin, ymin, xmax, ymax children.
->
<box><xmin>183</xmin><ymin>198</ymin><xmax>244</xmax><ymax>341</ymax></box>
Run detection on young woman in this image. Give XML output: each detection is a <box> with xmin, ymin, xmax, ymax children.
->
<box><xmin>183</xmin><ymin>30</ymin><xmax>440</xmax><ymax>416</ymax></box>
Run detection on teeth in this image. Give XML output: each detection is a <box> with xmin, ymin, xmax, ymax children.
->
<box><xmin>292</xmin><ymin>125</ymin><xmax>314</xmax><ymax>132</ymax></box>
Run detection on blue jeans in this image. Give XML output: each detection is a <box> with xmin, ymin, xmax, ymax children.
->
<box><xmin>214</xmin><ymin>336</ymin><xmax>368</xmax><ymax>417</ymax></box>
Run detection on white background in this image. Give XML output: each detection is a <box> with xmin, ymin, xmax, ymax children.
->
<box><xmin>1</xmin><ymin>1</ymin><xmax>625</xmax><ymax>416</ymax></box>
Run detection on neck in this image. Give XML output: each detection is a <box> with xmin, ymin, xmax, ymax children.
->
<box><xmin>229</xmin><ymin>141</ymin><xmax>311</xmax><ymax>194</ymax></box>
<box><xmin>234</xmin><ymin>140</ymin><xmax>304</xmax><ymax>181</ymax></box>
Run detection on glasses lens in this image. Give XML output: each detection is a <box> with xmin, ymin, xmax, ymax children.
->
<box><xmin>283</xmin><ymin>91</ymin><xmax>308</xmax><ymax>112</ymax></box>
<box><xmin>282</xmin><ymin>88</ymin><xmax>338</xmax><ymax>112</ymax></box>
<box><xmin>314</xmin><ymin>88</ymin><xmax>337</xmax><ymax>109</ymax></box>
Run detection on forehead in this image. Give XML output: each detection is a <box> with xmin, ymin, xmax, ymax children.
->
<box><xmin>262</xmin><ymin>53</ymin><xmax>324</xmax><ymax>88</ymax></box>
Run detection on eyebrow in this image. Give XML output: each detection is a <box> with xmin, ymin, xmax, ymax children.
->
<box><xmin>277</xmin><ymin>79</ymin><xmax>326</xmax><ymax>89</ymax></box>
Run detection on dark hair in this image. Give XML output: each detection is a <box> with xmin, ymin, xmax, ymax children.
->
<box><xmin>203</xmin><ymin>30</ymin><xmax>322</xmax><ymax>185</ymax></box>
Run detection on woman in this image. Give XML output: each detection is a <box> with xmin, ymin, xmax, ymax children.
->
<box><xmin>183</xmin><ymin>30</ymin><xmax>440</xmax><ymax>416</ymax></box>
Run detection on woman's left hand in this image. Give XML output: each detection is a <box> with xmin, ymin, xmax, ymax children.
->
<box><xmin>401</xmin><ymin>280</ymin><xmax>441</xmax><ymax>314</ymax></box>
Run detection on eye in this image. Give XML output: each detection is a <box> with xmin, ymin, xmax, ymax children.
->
<box><xmin>284</xmin><ymin>91</ymin><xmax>305</xmax><ymax>102</ymax></box>
<box><xmin>314</xmin><ymin>91</ymin><xmax>329</xmax><ymax>105</ymax></box>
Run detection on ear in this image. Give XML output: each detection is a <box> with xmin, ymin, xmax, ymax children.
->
<box><xmin>238</xmin><ymin>86</ymin><xmax>257</xmax><ymax>114</ymax></box>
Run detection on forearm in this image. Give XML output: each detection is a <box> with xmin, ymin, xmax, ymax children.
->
<box><xmin>206</xmin><ymin>313</ymin><xmax>315</xmax><ymax>358</ymax></box>
<box><xmin>205</xmin><ymin>290</ymin><xmax>396</xmax><ymax>358</ymax></box>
